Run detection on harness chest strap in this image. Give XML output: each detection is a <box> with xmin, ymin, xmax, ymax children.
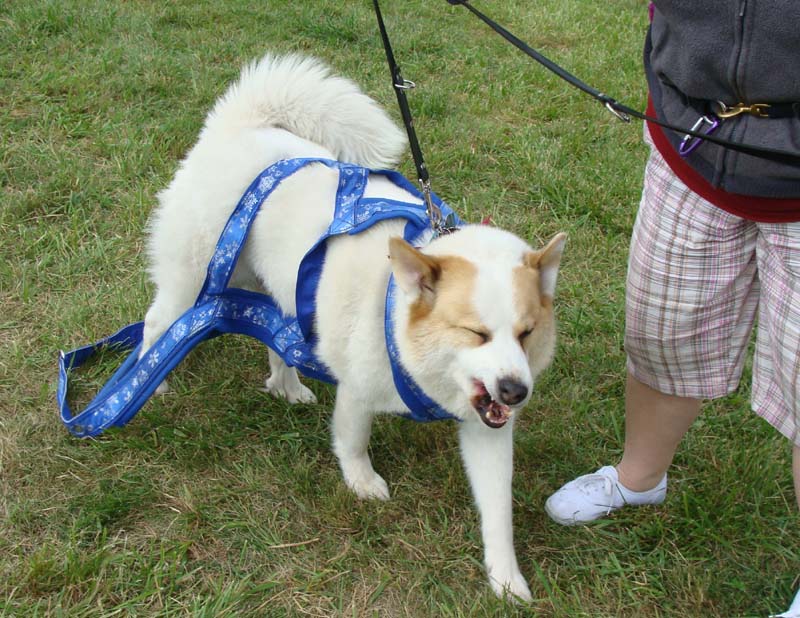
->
<box><xmin>58</xmin><ymin>158</ymin><xmax>462</xmax><ymax>437</ymax></box>
<box><xmin>384</xmin><ymin>276</ymin><xmax>458</xmax><ymax>422</ymax></box>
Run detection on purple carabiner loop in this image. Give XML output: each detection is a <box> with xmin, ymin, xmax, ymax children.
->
<box><xmin>679</xmin><ymin>115</ymin><xmax>720</xmax><ymax>157</ymax></box>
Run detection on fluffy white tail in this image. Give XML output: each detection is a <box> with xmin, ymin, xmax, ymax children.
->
<box><xmin>203</xmin><ymin>53</ymin><xmax>407</xmax><ymax>170</ymax></box>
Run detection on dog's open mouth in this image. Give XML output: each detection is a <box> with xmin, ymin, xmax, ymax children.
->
<box><xmin>471</xmin><ymin>380</ymin><xmax>512</xmax><ymax>428</ymax></box>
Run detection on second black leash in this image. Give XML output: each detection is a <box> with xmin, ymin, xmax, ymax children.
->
<box><xmin>445</xmin><ymin>0</ymin><xmax>800</xmax><ymax>167</ymax></box>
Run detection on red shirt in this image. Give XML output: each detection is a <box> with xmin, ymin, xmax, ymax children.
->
<box><xmin>646</xmin><ymin>100</ymin><xmax>800</xmax><ymax>223</ymax></box>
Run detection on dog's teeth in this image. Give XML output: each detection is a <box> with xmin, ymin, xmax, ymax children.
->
<box><xmin>472</xmin><ymin>388</ymin><xmax>512</xmax><ymax>428</ymax></box>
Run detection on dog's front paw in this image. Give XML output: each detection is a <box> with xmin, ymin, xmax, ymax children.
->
<box><xmin>345</xmin><ymin>471</ymin><xmax>390</xmax><ymax>501</ymax></box>
<box><xmin>487</xmin><ymin>566</ymin><xmax>532</xmax><ymax>603</ymax></box>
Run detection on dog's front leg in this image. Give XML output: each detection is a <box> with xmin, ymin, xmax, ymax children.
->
<box><xmin>331</xmin><ymin>385</ymin><xmax>390</xmax><ymax>501</ymax></box>
<box><xmin>459</xmin><ymin>418</ymin><xmax>531</xmax><ymax>602</ymax></box>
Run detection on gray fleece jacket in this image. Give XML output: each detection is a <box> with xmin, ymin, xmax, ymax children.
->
<box><xmin>647</xmin><ymin>0</ymin><xmax>800</xmax><ymax>198</ymax></box>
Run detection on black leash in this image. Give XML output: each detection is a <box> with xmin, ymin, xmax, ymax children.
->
<box><xmin>445</xmin><ymin>0</ymin><xmax>800</xmax><ymax>167</ymax></box>
<box><xmin>373</xmin><ymin>0</ymin><xmax>447</xmax><ymax>231</ymax></box>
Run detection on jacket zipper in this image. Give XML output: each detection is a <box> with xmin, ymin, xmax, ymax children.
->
<box><xmin>716</xmin><ymin>0</ymin><xmax>749</xmax><ymax>186</ymax></box>
<box><xmin>732</xmin><ymin>0</ymin><xmax>748</xmax><ymax>103</ymax></box>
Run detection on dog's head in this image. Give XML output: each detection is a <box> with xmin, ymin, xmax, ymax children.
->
<box><xmin>389</xmin><ymin>225</ymin><xmax>566</xmax><ymax>428</ymax></box>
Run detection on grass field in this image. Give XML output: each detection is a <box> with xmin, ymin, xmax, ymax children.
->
<box><xmin>2</xmin><ymin>0</ymin><xmax>798</xmax><ymax>616</ymax></box>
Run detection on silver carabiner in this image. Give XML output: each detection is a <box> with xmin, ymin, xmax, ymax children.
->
<box><xmin>605</xmin><ymin>101</ymin><xmax>631</xmax><ymax>123</ymax></box>
<box><xmin>679</xmin><ymin>114</ymin><xmax>719</xmax><ymax>157</ymax></box>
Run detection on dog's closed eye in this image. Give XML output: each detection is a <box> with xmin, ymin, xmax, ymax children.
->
<box><xmin>517</xmin><ymin>326</ymin><xmax>534</xmax><ymax>345</ymax></box>
<box><xmin>460</xmin><ymin>326</ymin><xmax>491</xmax><ymax>345</ymax></box>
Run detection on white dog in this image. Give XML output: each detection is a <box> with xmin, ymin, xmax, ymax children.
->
<box><xmin>142</xmin><ymin>53</ymin><xmax>565</xmax><ymax>601</ymax></box>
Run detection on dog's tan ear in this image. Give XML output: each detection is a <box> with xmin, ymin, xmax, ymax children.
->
<box><xmin>524</xmin><ymin>232</ymin><xmax>567</xmax><ymax>299</ymax></box>
<box><xmin>388</xmin><ymin>237</ymin><xmax>441</xmax><ymax>305</ymax></box>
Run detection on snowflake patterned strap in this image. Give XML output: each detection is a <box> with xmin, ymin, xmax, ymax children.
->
<box><xmin>57</xmin><ymin>159</ymin><xmax>338</xmax><ymax>437</ymax></box>
<box><xmin>57</xmin><ymin>157</ymin><xmax>463</xmax><ymax>437</ymax></box>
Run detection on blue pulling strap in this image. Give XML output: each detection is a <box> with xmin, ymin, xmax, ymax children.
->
<box><xmin>58</xmin><ymin>158</ymin><xmax>463</xmax><ymax>437</ymax></box>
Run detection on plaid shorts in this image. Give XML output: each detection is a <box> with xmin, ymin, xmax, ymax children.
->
<box><xmin>625</xmin><ymin>131</ymin><xmax>800</xmax><ymax>446</ymax></box>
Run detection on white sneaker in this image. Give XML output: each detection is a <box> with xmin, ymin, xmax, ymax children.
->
<box><xmin>545</xmin><ymin>465</ymin><xmax>667</xmax><ymax>525</ymax></box>
<box><xmin>770</xmin><ymin>587</ymin><xmax>800</xmax><ymax>618</ymax></box>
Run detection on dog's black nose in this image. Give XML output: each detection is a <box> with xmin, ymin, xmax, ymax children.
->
<box><xmin>497</xmin><ymin>378</ymin><xmax>528</xmax><ymax>405</ymax></box>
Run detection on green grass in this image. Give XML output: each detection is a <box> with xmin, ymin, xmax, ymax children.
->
<box><xmin>1</xmin><ymin>0</ymin><xmax>797</xmax><ymax>616</ymax></box>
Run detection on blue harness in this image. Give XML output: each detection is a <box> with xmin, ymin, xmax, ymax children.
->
<box><xmin>58</xmin><ymin>158</ymin><xmax>463</xmax><ymax>437</ymax></box>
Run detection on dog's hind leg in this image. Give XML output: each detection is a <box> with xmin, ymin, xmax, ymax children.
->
<box><xmin>459</xmin><ymin>417</ymin><xmax>532</xmax><ymax>602</ymax></box>
<box><xmin>264</xmin><ymin>348</ymin><xmax>317</xmax><ymax>404</ymax></box>
<box><xmin>140</xmin><ymin>288</ymin><xmax>195</xmax><ymax>395</ymax></box>
<box><xmin>331</xmin><ymin>385</ymin><xmax>389</xmax><ymax>501</ymax></box>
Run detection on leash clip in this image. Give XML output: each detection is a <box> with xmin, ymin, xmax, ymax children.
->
<box><xmin>394</xmin><ymin>79</ymin><xmax>416</xmax><ymax>90</ymax></box>
<box><xmin>679</xmin><ymin>114</ymin><xmax>719</xmax><ymax>157</ymax></box>
<box><xmin>422</xmin><ymin>180</ymin><xmax>459</xmax><ymax>236</ymax></box>
<box><xmin>420</xmin><ymin>179</ymin><xmax>458</xmax><ymax>235</ymax></box>
<box><xmin>421</xmin><ymin>179</ymin><xmax>443</xmax><ymax>229</ymax></box>
<box><xmin>716</xmin><ymin>101</ymin><xmax>771</xmax><ymax>119</ymax></box>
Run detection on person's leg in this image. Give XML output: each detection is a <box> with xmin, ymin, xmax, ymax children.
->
<box><xmin>794</xmin><ymin>445</ymin><xmax>800</xmax><ymax>510</ymax></box>
<box><xmin>616</xmin><ymin>372</ymin><xmax>702</xmax><ymax>492</ymax></box>
<box><xmin>787</xmin><ymin>446</ymin><xmax>800</xmax><ymax>616</ymax></box>
<box><xmin>546</xmin><ymin>132</ymin><xmax>759</xmax><ymax>526</ymax></box>
<box><xmin>621</xmin><ymin>132</ymin><xmax>757</xmax><ymax>490</ymax></box>
<box><xmin>783</xmin><ymin>445</ymin><xmax>800</xmax><ymax>616</ymax></box>
<box><xmin>768</xmin><ymin>448</ymin><xmax>800</xmax><ymax>616</ymax></box>
<box><xmin>774</xmin><ymin>446</ymin><xmax>800</xmax><ymax>616</ymax></box>
<box><xmin>788</xmin><ymin>446</ymin><xmax>800</xmax><ymax>615</ymax></box>
<box><xmin>752</xmin><ymin>221</ymin><xmax>800</xmax><ymax>617</ymax></box>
